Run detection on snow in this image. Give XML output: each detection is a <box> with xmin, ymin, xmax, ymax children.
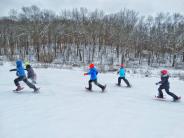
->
<box><xmin>0</xmin><ymin>62</ymin><xmax>184</xmax><ymax>138</ymax></box>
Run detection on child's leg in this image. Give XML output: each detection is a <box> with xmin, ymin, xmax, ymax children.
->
<box><xmin>165</xmin><ymin>88</ymin><xmax>178</xmax><ymax>99</ymax></box>
<box><xmin>88</xmin><ymin>80</ymin><xmax>93</xmax><ymax>90</ymax></box>
<box><xmin>94</xmin><ymin>80</ymin><xmax>105</xmax><ymax>89</ymax></box>
<box><xmin>14</xmin><ymin>77</ymin><xmax>24</xmax><ymax>86</ymax></box>
<box><xmin>122</xmin><ymin>77</ymin><xmax>131</xmax><ymax>87</ymax></box>
<box><xmin>118</xmin><ymin>77</ymin><xmax>122</xmax><ymax>85</ymax></box>
<box><xmin>158</xmin><ymin>86</ymin><xmax>164</xmax><ymax>98</ymax></box>
<box><xmin>23</xmin><ymin>77</ymin><xmax>37</xmax><ymax>90</ymax></box>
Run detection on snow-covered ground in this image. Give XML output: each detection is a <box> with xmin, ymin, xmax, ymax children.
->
<box><xmin>0</xmin><ymin>62</ymin><xmax>184</xmax><ymax>138</ymax></box>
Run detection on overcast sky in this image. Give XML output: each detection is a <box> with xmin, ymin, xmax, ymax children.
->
<box><xmin>0</xmin><ymin>0</ymin><xmax>184</xmax><ymax>17</ymax></box>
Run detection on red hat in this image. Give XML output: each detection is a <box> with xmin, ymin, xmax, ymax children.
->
<box><xmin>89</xmin><ymin>63</ymin><xmax>94</xmax><ymax>68</ymax></box>
<box><xmin>120</xmin><ymin>64</ymin><xmax>124</xmax><ymax>67</ymax></box>
<box><xmin>161</xmin><ymin>70</ymin><xmax>168</xmax><ymax>75</ymax></box>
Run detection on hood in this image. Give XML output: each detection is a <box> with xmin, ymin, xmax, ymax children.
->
<box><xmin>90</xmin><ymin>67</ymin><xmax>96</xmax><ymax>70</ymax></box>
<box><xmin>16</xmin><ymin>60</ymin><xmax>23</xmax><ymax>67</ymax></box>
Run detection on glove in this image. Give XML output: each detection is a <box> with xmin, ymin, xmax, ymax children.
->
<box><xmin>155</xmin><ymin>82</ymin><xmax>159</xmax><ymax>85</ymax></box>
<box><xmin>84</xmin><ymin>73</ymin><xmax>88</xmax><ymax>76</ymax></box>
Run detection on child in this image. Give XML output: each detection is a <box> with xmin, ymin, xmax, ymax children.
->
<box><xmin>84</xmin><ymin>63</ymin><xmax>106</xmax><ymax>92</ymax></box>
<box><xmin>10</xmin><ymin>60</ymin><xmax>39</xmax><ymax>92</ymax></box>
<box><xmin>117</xmin><ymin>64</ymin><xmax>131</xmax><ymax>87</ymax></box>
<box><xmin>156</xmin><ymin>69</ymin><xmax>180</xmax><ymax>101</ymax></box>
<box><xmin>25</xmin><ymin>62</ymin><xmax>37</xmax><ymax>84</ymax></box>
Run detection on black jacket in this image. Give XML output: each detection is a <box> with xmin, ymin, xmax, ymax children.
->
<box><xmin>159</xmin><ymin>74</ymin><xmax>170</xmax><ymax>88</ymax></box>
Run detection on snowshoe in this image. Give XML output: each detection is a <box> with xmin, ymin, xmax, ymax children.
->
<box><xmin>85</xmin><ymin>87</ymin><xmax>92</xmax><ymax>92</ymax></box>
<box><xmin>154</xmin><ymin>95</ymin><xmax>166</xmax><ymax>101</ymax></box>
<box><xmin>13</xmin><ymin>87</ymin><xmax>24</xmax><ymax>92</ymax></box>
<box><xmin>155</xmin><ymin>95</ymin><xmax>164</xmax><ymax>99</ymax></box>
<box><xmin>173</xmin><ymin>96</ymin><xmax>181</xmax><ymax>102</ymax></box>
<box><xmin>33</xmin><ymin>87</ymin><xmax>40</xmax><ymax>93</ymax></box>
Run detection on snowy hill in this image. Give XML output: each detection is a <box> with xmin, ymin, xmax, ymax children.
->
<box><xmin>0</xmin><ymin>63</ymin><xmax>184</xmax><ymax>138</ymax></box>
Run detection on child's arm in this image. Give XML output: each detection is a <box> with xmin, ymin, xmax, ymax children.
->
<box><xmin>156</xmin><ymin>80</ymin><xmax>162</xmax><ymax>85</ymax></box>
<box><xmin>84</xmin><ymin>70</ymin><xmax>91</xmax><ymax>76</ymax></box>
<box><xmin>84</xmin><ymin>73</ymin><xmax>88</xmax><ymax>76</ymax></box>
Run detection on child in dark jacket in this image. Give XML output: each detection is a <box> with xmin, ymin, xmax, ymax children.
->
<box><xmin>156</xmin><ymin>70</ymin><xmax>180</xmax><ymax>101</ymax></box>
<box><xmin>25</xmin><ymin>63</ymin><xmax>37</xmax><ymax>84</ymax></box>
<box><xmin>117</xmin><ymin>64</ymin><xmax>131</xmax><ymax>87</ymax></box>
<box><xmin>84</xmin><ymin>64</ymin><xmax>106</xmax><ymax>92</ymax></box>
<box><xmin>10</xmin><ymin>60</ymin><xmax>39</xmax><ymax>92</ymax></box>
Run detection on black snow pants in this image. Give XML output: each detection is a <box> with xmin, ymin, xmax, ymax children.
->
<box><xmin>14</xmin><ymin>76</ymin><xmax>36</xmax><ymax>90</ymax></box>
<box><xmin>158</xmin><ymin>85</ymin><xmax>178</xmax><ymax>99</ymax></box>
<box><xmin>88</xmin><ymin>79</ymin><xmax>104</xmax><ymax>90</ymax></box>
<box><xmin>118</xmin><ymin>77</ymin><xmax>130</xmax><ymax>87</ymax></box>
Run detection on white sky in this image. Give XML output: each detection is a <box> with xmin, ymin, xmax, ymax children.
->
<box><xmin>0</xmin><ymin>0</ymin><xmax>184</xmax><ymax>17</ymax></box>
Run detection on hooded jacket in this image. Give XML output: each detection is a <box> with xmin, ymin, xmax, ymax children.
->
<box><xmin>119</xmin><ymin>67</ymin><xmax>125</xmax><ymax>77</ymax></box>
<box><xmin>26</xmin><ymin>65</ymin><xmax>35</xmax><ymax>79</ymax></box>
<box><xmin>87</xmin><ymin>67</ymin><xmax>98</xmax><ymax>80</ymax></box>
<box><xmin>159</xmin><ymin>74</ymin><xmax>170</xmax><ymax>88</ymax></box>
<box><xmin>16</xmin><ymin>60</ymin><xmax>26</xmax><ymax>77</ymax></box>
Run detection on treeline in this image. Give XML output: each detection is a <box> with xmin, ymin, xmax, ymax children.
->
<box><xmin>0</xmin><ymin>5</ymin><xmax>184</xmax><ymax>67</ymax></box>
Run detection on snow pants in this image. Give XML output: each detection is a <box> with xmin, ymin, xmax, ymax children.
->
<box><xmin>14</xmin><ymin>76</ymin><xmax>36</xmax><ymax>90</ymax></box>
<box><xmin>158</xmin><ymin>85</ymin><xmax>178</xmax><ymax>99</ymax></box>
<box><xmin>88</xmin><ymin>79</ymin><xmax>104</xmax><ymax>90</ymax></box>
<box><xmin>118</xmin><ymin>77</ymin><xmax>130</xmax><ymax>87</ymax></box>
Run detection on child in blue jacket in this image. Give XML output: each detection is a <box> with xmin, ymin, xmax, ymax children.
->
<box><xmin>84</xmin><ymin>64</ymin><xmax>106</xmax><ymax>91</ymax></box>
<box><xmin>117</xmin><ymin>64</ymin><xmax>131</xmax><ymax>87</ymax></box>
<box><xmin>10</xmin><ymin>60</ymin><xmax>39</xmax><ymax>92</ymax></box>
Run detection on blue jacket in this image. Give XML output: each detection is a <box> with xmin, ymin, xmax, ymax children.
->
<box><xmin>16</xmin><ymin>60</ymin><xmax>26</xmax><ymax>77</ymax></box>
<box><xmin>119</xmin><ymin>67</ymin><xmax>125</xmax><ymax>77</ymax></box>
<box><xmin>87</xmin><ymin>67</ymin><xmax>98</xmax><ymax>80</ymax></box>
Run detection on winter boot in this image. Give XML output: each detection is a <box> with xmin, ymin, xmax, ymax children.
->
<box><xmin>156</xmin><ymin>95</ymin><xmax>164</xmax><ymax>99</ymax></box>
<box><xmin>127</xmin><ymin>85</ymin><xmax>131</xmax><ymax>88</ymax></box>
<box><xmin>116</xmin><ymin>83</ymin><xmax>121</xmax><ymax>86</ymax></box>
<box><xmin>173</xmin><ymin>96</ymin><xmax>181</xmax><ymax>102</ymax></box>
<box><xmin>15</xmin><ymin>85</ymin><xmax>23</xmax><ymax>91</ymax></box>
<box><xmin>85</xmin><ymin>87</ymin><xmax>92</xmax><ymax>91</ymax></box>
<box><xmin>33</xmin><ymin>87</ymin><xmax>39</xmax><ymax>93</ymax></box>
<box><xmin>102</xmin><ymin>85</ymin><xmax>106</xmax><ymax>92</ymax></box>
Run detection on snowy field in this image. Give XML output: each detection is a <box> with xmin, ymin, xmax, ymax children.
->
<box><xmin>0</xmin><ymin>62</ymin><xmax>184</xmax><ymax>138</ymax></box>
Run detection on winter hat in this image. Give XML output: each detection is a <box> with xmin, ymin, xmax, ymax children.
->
<box><xmin>25</xmin><ymin>61</ymin><xmax>30</xmax><ymax>66</ymax></box>
<box><xmin>89</xmin><ymin>63</ymin><xmax>94</xmax><ymax>68</ymax></box>
<box><xmin>161</xmin><ymin>70</ymin><xmax>168</xmax><ymax>75</ymax></box>
<box><xmin>16</xmin><ymin>60</ymin><xmax>23</xmax><ymax>67</ymax></box>
<box><xmin>121</xmin><ymin>64</ymin><xmax>124</xmax><ymax>67</ymax></box>
<box><xmin>26</xmin><ymin>64</ymin><xmax>31</xmax><ymax>69</ymax></box>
